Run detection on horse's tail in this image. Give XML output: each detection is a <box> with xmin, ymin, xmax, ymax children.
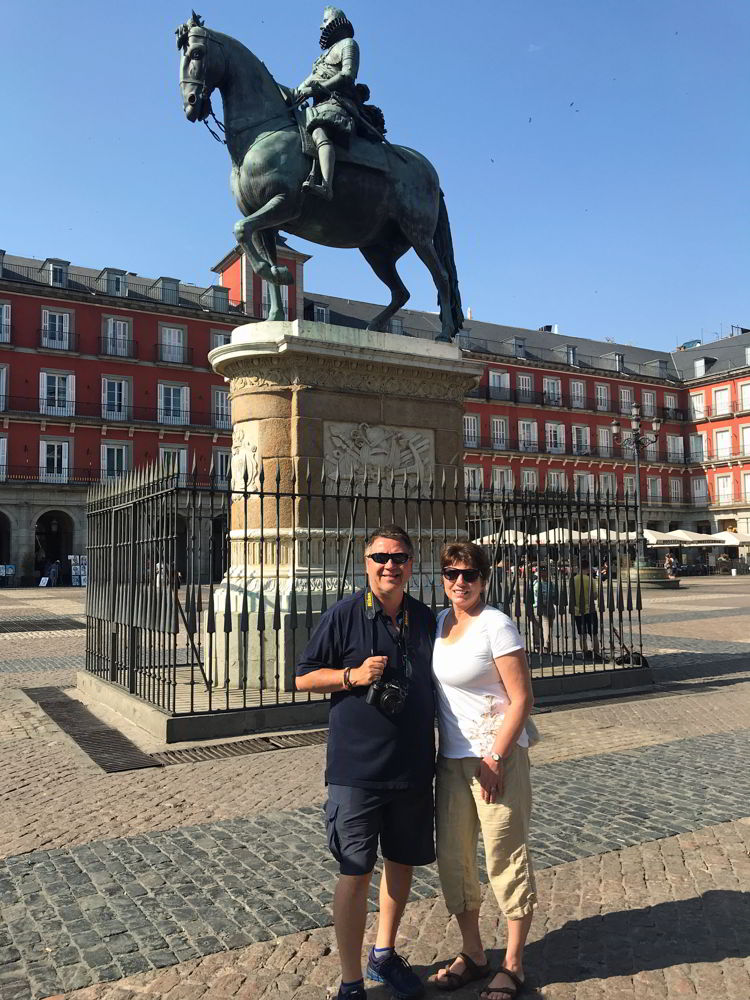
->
<box><xmin>434</xmin><ymin>189</ymin><xmax>464</xmax><ymax>338</ymax></box>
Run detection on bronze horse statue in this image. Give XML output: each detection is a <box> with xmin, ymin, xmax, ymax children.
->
<box><xmin>177</xmin><ymin>14</ymin><xmax>463</xmax><ymax>339</ymax></box>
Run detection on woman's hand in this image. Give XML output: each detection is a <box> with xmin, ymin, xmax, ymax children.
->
<box><xmin>476</xmin><ymin>756</ymin><xmax>504</xmax><ymax>803</ymax></box>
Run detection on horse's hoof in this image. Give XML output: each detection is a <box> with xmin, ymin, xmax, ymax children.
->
<box><xmin>271</xmin><ymin>265</ymin><xmax>294</xmax><ymax>286</ymax></box>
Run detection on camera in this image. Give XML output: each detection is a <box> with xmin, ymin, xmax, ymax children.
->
<box><xmin>365</xmin><ymin>677</ymin><xmax>408</xmax><ymax>715</ymax></box>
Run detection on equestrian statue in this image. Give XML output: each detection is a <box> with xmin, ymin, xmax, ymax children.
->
<box><xmin>176</xmin><ymin>8</ymin><xmax>463</xmax><ymax>340</ymax></box>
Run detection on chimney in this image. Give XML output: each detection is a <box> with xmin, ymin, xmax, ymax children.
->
<box><xmin>467</xmin><ymin>306</ymin><xmax>473</xmax><ymax>320</ymax></box>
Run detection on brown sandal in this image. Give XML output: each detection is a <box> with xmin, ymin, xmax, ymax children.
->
<box><xmin>429</xmin><ymin>952</ymin><xmax>492</xmax><ymax>991</ymax></box>
<box><xmin>479</xmin><ymin>965</ymin><xmax>525</xmax><ymax>999</ymax></box>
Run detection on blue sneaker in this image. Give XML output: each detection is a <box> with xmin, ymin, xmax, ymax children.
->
<box><xmin>337</xmin><ymin>985</ymin><xmax>367</xmax><ymax>1000</ymax></box>
<box><xmin>366</xmin><ymin>948</ymin><xmax>424</xmax><ymax>998</ymax></box>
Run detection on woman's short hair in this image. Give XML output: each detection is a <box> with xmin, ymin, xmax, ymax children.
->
<box><xmin>440</xmin><ymin>541</ymin><xmax>491</xmax><ymax>583</ymax></box>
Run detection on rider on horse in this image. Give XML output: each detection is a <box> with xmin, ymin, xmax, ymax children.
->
<box><xmin>294</xmin><ymin>7</ymin><xmax>360</xmax><ymax>201</ymax></box>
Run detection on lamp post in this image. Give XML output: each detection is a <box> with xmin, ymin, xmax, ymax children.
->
<box><xmin>611</xmin><ymin>402</ymin><xmax>662</xmax><ymax>566</ymax></box>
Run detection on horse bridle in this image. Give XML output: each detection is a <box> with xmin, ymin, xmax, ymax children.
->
<box><xmin>181</xmin><ymin>27</ymin><xmax>293</xmax><ymax>145</ymax></box>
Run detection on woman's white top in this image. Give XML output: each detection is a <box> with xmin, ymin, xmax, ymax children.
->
<box><xmin>432</xmin><ymin>605</ymin><xmax>528</xmax><ymax>758</ymax></box>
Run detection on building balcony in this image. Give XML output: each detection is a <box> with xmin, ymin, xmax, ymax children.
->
<box><xmin>99</xmin><ymin>336</ymin><xmax>139</xmax><ymax>359</ymax></box>
<box><xmin>0</xmin><ymin>395</ymin><xmax>230</xmax><ymax>433</ymax></box>
<box><xmin>38</xmin><ymin>328</ymin><xmax>78</xmax><ymax>352</ymax></box>
<box><xmin>0</xmin><ymin>465</ymin><xmax>227</xmax><ymax>489</ymax></box>
<box><xmin>691</xmin><ymin>402</ymin><xmax>737</xmax><ymax>421</ymax></box>
<box><xmin>155</xmin><ymin>343</ymin><xmax>194</xmax><ymax>365</ymax></box>
<box><xmin>463</xmin><ymin>434</ymin><xmax>692</xmax><ymax>465</ymax></box>
<box><xmin>466</xmin><ymin>385</ymin><xmax>688</xmax><ymax>421</ymax></box>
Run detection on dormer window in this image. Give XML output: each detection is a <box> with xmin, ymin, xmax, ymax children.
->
<box><xmin>314</xmin><ymin>303</ymin><xmax>329</xmax><ymax>324</ymax></box>
<box><xmin>51</xmin><ymin>265</ymin><xmax>65</xmax><ymax>287</ymax></box>
<box><xmin>512</xmin><ymin>337</ymin><xmax>525</xmax><ymax>358</ymax></box>
<box><xmin>97</xmin><ymin>268</ymin><xmax>128</xmax><ymax>298</ymax></box>
<box><xmin>566</xmin><ymin>345</ymin><xmax>577</xmax><ymax>366</ymax></box>
<box><xmin>200</xmin><ymin>285</ymin><xmax>230</xmax><ymax>313</ymax></box>
<box><xmin>695</xmin><ymin>358</ymin><xmax>705</xmax><ymax>377</ymax></box>
<box><xmin>152</xmin><ymin>277</ymin><xmax>180</xmax><ymax>306</ymax></box>
<box><xmin>745</xmin><ymin>347</ymin><xmax>750</xmax><ymax>367</ymax></box>
<box><xmin>614</xmin><ymin>352</ymin><xmax>624</xmax><ymax>372</ymax></box>
<box><xmin>42</xmin><ymin>259</ymin><xmax>69</xmax><ymax>288</ymax></box>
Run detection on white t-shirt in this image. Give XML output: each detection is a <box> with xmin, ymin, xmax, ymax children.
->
<box><xmin>432</xmin><ymin>605</ymin><xmax>527</xmax><ymax>758</ymax></box>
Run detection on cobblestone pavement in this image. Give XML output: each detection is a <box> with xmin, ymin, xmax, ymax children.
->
<box><xmin>0</xmin><ymin>581</ymin><xmax>748</xmax><ymax>999</ymax></box>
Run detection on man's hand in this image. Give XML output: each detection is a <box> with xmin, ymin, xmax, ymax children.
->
<box><xmin>353</xmin><ymin>655</ymin><xmax>388</xmax><ymax>686</ymax></box>
<box><xmin>476</xmin><ymin>756</ymin><xmax>504</xmax><ymax>804</ymax></box>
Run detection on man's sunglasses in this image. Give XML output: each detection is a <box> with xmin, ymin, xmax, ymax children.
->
<box><xmin>367</xmin><ymin>552</ymin><xmax>411</xmax><ymax>565</ymax></box>
<box><xmin>442</xmin><ymin>567</ymin><xmax>481</xmax><ymax>583</ymax></box>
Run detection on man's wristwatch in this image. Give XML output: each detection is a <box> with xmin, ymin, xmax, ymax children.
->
<box><xmin>489</xmin><ymin>753</ymin><xmax>504</xmax><ymax>763</ymax></box>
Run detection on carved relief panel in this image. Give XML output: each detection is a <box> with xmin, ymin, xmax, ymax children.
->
<box><xmin>323</xmin><ymin>421</ymin><xmax>434</xmax><ymax>486</ymax></box>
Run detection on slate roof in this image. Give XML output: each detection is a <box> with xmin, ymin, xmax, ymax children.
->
<box><xmin>670</xmin><ymin>330</ymin><xmax>750</xmax><ymax>382</ymax></box>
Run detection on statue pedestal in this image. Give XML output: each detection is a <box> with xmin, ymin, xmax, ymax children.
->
<box><xmin>207</xmin><ymin>319</ymin><xmax>482</xmax><ymax>690</ymax></box>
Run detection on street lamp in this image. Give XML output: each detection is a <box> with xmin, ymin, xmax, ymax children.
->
<box><xmin>611</xmin><ymin>402</ymin><xmax>662</xmax><ymax>566</ymax></box>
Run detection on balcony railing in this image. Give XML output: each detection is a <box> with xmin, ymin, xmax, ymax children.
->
<box><xmin>463</xmin><ymin>433</ymin><xmax>693</xmax><ymax>465</ymax></box>
<box><xmin>38</xmin><ymin>328</ymin><xmax>77</xmax><ymax>352</ymax></box>
<box><xmin>0</xmin><ymin>394</ymin><xmax>231</xmax><ymax>432</ymax></box>
<box><xmin>155</xmin><ymin>343</ymin><xmax>194</xmax><ymax>365</ymax></box>
<box><xmin>466</xmin><ymin>385</ymin><xmax>689</xmax><ymax>420</ymax></box>
<box><xmin>99</xmin><ymin>336</ymin><xmax>139</xmax><ymax>359</ymax></box>
<box><xmin>0</xmin><ymin>465</ymin><xmax>229</xmax><ymax>489</ymax></box>
<box><xmin>1</xmin><ymin>260</ymin><xmax>245</xmax><ymax>314</ymax></box>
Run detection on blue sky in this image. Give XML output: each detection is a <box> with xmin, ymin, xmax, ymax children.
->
<box><xmin>3</xmin><ymin>1</ymin><xmax>748</xmax><ymax>349</ymax></box>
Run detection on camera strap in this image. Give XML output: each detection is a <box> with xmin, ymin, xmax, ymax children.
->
<box><xmin>365</xmin><ymin>589</ymin><xmax>411</xmax><ymax>678</ymax></box>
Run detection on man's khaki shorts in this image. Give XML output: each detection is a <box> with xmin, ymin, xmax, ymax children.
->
<box><xmin>435</xmin><ymin>749</ymin><xmax>536</xmax><ymax>919</ymax></box>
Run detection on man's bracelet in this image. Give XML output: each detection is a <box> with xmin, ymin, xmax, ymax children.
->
<box><xmin>343</xmin><ymin>667</ymin><xmax>355</xmax><ymax>690</ymax></box>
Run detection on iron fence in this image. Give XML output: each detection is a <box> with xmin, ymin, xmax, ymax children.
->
<box><xmin>85</xmin><ymin>462</ymin><xmax>650</xmax><ymax>721</ymax></box>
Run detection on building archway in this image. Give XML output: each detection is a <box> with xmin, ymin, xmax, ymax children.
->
<box><xmin>0</xmin><ymin>511</ymin><xmax>11</xmax><ymax>585</ymax></box>
<box><xmin>35</xmin><ymin>510</ymin><xmax>75</xmax><ymax>583</ymax></box>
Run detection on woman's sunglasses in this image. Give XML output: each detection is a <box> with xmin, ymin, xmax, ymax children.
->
<box><xmin>367</xmin><ymin>552</ymin><xmax>411</xmax><ymax>565</ymax></box>
<box><xmin>442</xmin><ymin>568</ymin><xmax>481</xmax><ymax>583</ymax></box>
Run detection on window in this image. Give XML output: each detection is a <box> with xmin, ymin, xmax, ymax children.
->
<box><xmin>463</xmin><ymin>413</ymin><xmax>480</xmax><ymax>448</ymax></box>
<box><xmin>741</xmin><ymin>426</ymin><xmax>750</xmax><ymax>458</ymax></box>
<box><xmin>50</xmin><ymin>265</ymin><xmax>65</xmax><ymax>287</ymax></box>
<box><xmin>389</xmin><ymin>317</ymin><xmax>403</xmax><ymax>335</ymax></box>
<box><xmin>491</xmin><ymin>416</ymin><xmax>507</xmax><ymax>450</ymax></box>
<box><xmin>740</xmin><ymin>383</ymin><xmax>750</xmax><ymax>413</ymax></box>
<box><xmin>261</xmin><ymin>281</ymin><xmax>289</xmax><ymax>320</ymax></box>
<box><xmin>690</xmin><ymin>393</ymin><xmax>705</xmax><ymax>419</ymax></box>
<box><xmin>666</xmin><ymin>434</ymin><xmax>684</xmax><ymax>462</ymax></box>
<box><xmin>488</xmin><ymin>370</ymin><xmax>510</xmax><ymax>399</ymax></box>
<box><xmin>566</xmin><ymin>345</ymin><xmax>577</xmax><ymax>366</ymax></box>
<box><xmin>101</xmin><ymin>377</ymin><xmax>128</xmax><ymax>421</ymax></box>
<box><xmin>213</xmin><ymin>449</ymin><xmax>231</xmax><ymax>481</ymax></box>
<box><xmin>595</xmin><ymin>426</ymin><xmax>611</xmax><ymax>457</ymax></box>
<box><xmin>694</xmin><ymin>359</ymin><xmax>705</xmax><ymax>378</ymax></box>
<box><xmin>492</xmin><ymin>467</ymin><xmax>513</xmax><ymax>493</ymax></box>
<box><xmin>614</xmin><ymin>353</ymin><xmax>624</xmax><ymax>372</ymax></box>
<box><xmin>464</xmin><ymin>465</ymin><xmax>483</xmax><ymax>495</ymax></box>
<box><xmin>41</xmin><ymin>309</ymin><xmax>71</xmax><ymax>350</ymax></box>
<box><xmin>744</xmin><ymin>471</ymin><xmax>750</xmax><ymax>502</ymax></box>
<box><xmin>545</xmin><ymin>422</ymin><xmax>565</xmax><ymax>453</ymax></box>
<box><xmin>159</xmin><ymin>446</ymin><xmax>188</xmax><ymax>481</ymax></box>
<box><xmin>518</xmin><ymin>419</ymin><xmax>538</xmax><ymax>452</ymax></box>
<box><xmin>570</xmin><ymin>380</ymin><xmax>585</xmax><ymax>408</ymax></box>
<box><xmin>521</xmin><ymin>469</ymin><xmax>538</xmax><ymax>491</ymax></box>
<box><xmin>0</xmin><ymin>437</ymin><xmax>6</xmax><ymax>480</ymax></box>
<box><xmin>713</xmin><ymin>387</ymin><xmax>730</xmax><ymax>416</ymax></box>
<box><xmin>516</xmin><ymin>374</ymin><xmax>533</xmax><ymax>401</ymax></box>
<box><xmin>543</xmin><ymin>377</ymin><xmax>561</xmax><ymax>405</ymax></box>
<box><xmin>101</xmin><ymin>444</ymin><xmax>128</xmax><ymax>480</ymax></box>
<box><xmin>689</xmin><ymin>433</ymin><xmax>705</xmax><ymax>461</ymax></box>
<box><xmin>642</xmin><ymin>390</ymin><xmax>656</xmax><ymax>417</ymax></box>
<box><xmin>619</xmin><ymin>386</ymin><xmax>633</xmax><ymax>414</ymax></box>
<box><xmin>669</xmin><ymin>478</ymin><xmax>683</xmax><ymax>501</ymax></box>
<box><xmin>692</xmin><ymin>477</ymin><xmax>708</xmax><ymax>501</ymax></box>
<box><xmin>546</xmin><ymin>470</ymin><xmax>566</xmax><ymax>492</ymax></box>
<box><xmin>39</xmin><ymin>372</ymin><xmax>74</xmax><ymax>417</ymax></box>
<box><xmin>0</xmin><ymin>366</ymin><xmax>6</xmax><ymax>411</ymax></box>
<box><xmin>572</xmin><ymin>425</ymin><xmax>590</xmax><ymax>455</ymax></box>
<box><xmin>213</xmin><ymin>388</ymin><xmax>230</xmax><ymax>430</ymax></box>
<box><xmin>715</xmin><ymin>429</ymin><xmax>732</xmax><ymax>459</ymax></box>
<box><xmin>664</xmin><ymin>393</ymin><xmax>678</xmax><ymax>417</ymax></box>
<box><xmin>158</xmin><ymin>383</ymin><xmax>189</xmax><ymax>425</ymax></box>
<box><xmin>715</xmin><ymin>475</ymin><xmax>732</xmax><ymax>505</ymax></box>
<box><xmin>39</xmin><ymin>440</ymin><xmax>69</xmax><ymax>483</ymax></box>
<box><xmin>103</xmin><ymin>318</ymin><xmax>130</xmax><ymax>357</ymax></box>
<box><xmin>0</xmin><ymin>302</ymin><xmax>10</xmax><ymax>343</ymax></box>
<box><xmin>645</xmin><ymin>435</ymin><xmax>659</xmax><ymax>460</ymax></box>
<box><xmin>595</xmin><ymin>384</ymin><xmax>610</xmax><ymax>411</ymax></box>
<box><xmin>211</xmin><ymin>330</ymin><xmax>231</xmax><ymax>349</ymax></box>
<box><xmin>512</xmin><ymin>337</ymin><xmax>525</xmax><ymax>358</ymax></box>
<box><xmin>159</xmin><ymin>326</ymin><xmax>186</xmax><ymax>364</ymax></box>
<box><xmin>646</xmin><ymin>476</ymin><xmax>662</xmax><ymax>501</ymax></box>
<box><xmin>574</xmin><ymin>472</ymin><xmax>595</xmax><ymax>497</ymax></box>
<box><xmin>108</xmin><ymin>273</ymin><xmax>125</xmax><ymax>296</ymax></box>
<box><xmin>599</xmin><ymin>472</ymin><xmax>615</xmax><ymax>497</ymax></box>
<box><xmin>623</xmin><ymin>475</ymin><xmax>636</xmax><ymax>497</ymax></box>
<box><xmin>313</xmin><ymin>303</ymin><xmax>329</xmax><ymax>324</ymax></box>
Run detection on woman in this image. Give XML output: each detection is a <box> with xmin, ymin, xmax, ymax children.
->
<box><xmin>430</xmin><ymin>541</ymin><xmax>536</xmax><ymax>999</ymax></box>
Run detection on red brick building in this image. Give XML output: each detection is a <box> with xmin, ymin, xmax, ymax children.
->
<box><xmin>0</xmin><ymin>243</ymin><xmax>306</xmax><ymax>585</ymax></box>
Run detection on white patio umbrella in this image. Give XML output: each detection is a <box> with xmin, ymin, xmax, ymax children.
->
<box><xmin>708</xmin><ymin>530</ymin><xmax>750</xmax><ymax>546</ymax></box>
<box><xmin>537</xmin><ymin>527</ymin><xmax>581</xmax><ymax>545</ymax></box>
<box><xmin>665</xmin><ymin>529</ymin><xmax>722</xmax><ymax>545</ymax></box>
<box><xmin>643</xmin><ymin>528</ymin><xmax>672</xmax><ymax>546</ymax></box>
<box><xmin>584</xmin><ymin>527</ymin><xmax>639</xmax><ymax>543</ymax></box>
<box><xmin>475</xmin><ymin>528</ymin><xmax>529</xmax><ymax>547</ymax></box>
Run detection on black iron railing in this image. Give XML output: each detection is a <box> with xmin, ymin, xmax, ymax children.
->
<box><xmin>98</xmin><ymin>336</ymin><xmax>139</xmax><ymax>358</ymax></box>
<box><xmin>85</xmin><ymin>466</ymin><xmax>652</xmax><ymax>719</ymax></box>
<box><xmin>0</xmin><ymin>394</ymin><xmax>229</xmax><ymax>432</ymax></box>
<box><xmin>38</xmin><ymin>328</ymin><xmax>78</xmax><ymax>352</ymax></box>
<box><xmin>463</xmin><ymin>434</ymin><xmax>691</xmax><ymax>465</ymax></box>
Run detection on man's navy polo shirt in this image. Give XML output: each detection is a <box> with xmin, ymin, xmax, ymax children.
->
<box><xmin>296</xmin><ymin>590</ymin><xmax>436</xmax><ymax>790</ymax></box>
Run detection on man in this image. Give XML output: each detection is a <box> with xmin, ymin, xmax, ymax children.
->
<box><xmin>296</xmin><ymin>526</ymin><xmax>436</xmax><ymax>1000</ymax></box>
<box><xmin>530</xmin><ymin>562</ymin><xmax>557</xmax><ymax>655</ymax></box>
<box><xmin>294</xmin><ymin>7</ymin><xmax>360</xmax><ymax>200</ymax></box>
<box><xmin>572</xmin><ymin>555</ymin><xmax>601</xmax><ymax>658</ymax></box>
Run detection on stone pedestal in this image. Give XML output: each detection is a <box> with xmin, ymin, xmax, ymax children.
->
<box><xmin>207</xmin><ymin>319</ymin><xmax>483</xmax><ymax>690</ymax></box>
